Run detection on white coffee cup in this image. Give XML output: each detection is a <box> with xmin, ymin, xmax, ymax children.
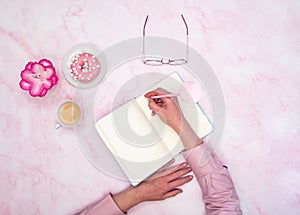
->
<box><xmin>56</xmin><ymin>100</ymin><xmax>82</xmax><ymax>129</ymax></box>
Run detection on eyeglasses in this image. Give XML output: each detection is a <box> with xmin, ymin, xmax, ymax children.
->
<box><xmin>142</xmin><ymin>14</ymin><xmax>189</xmax><ymax>66</ymax></box>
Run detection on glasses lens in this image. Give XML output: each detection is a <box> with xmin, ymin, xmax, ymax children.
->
<box><xmin>144</xmin><ymin>60</ymin><xmax>162</xmax><ymax>66</ymax></box>
<box><xmin>143</xmin><ymin>57</ymin><xmax>162</xmax><ymax>65</ymax></box>
<box><xmin>143</xmin><ymin>56</ymin><xmax>187</xmax><ymax>66</ymax></box>
<box><xmin>169</xmin><ymin>59</ymin><xmax>187</xmax><ymax>65</ymax></box>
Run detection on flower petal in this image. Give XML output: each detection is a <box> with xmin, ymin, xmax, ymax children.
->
<box><xmin>39</xmin><ymin>59</ymin><xmax>52</xmax><ymax>67</ymax></box>
<box><xmin>32</xmin><ymin>63</ymin><xmax>44</xmax><ymax>74</ymax></box>
<box><xmin>29</xmin><ymin>82</ymin><xmax>44</xmax><ymax>97</ymax></box>
<box><xmin>39</xmin><ymin>89</ymin><xmax>48</xmax><ymax>97</ymax></box>
<box><xmin>42</xmin><ymin>80</ymin><xmax>53</xmax><ymax>90</ymax></box>
<box><xmin>51</xmin><ymin>75</ymin><xmax>58</xmax><ymax>85</ymax></box>
<box><xmin>43</xmin><ymin>67</ymin><xmax>55</xmax><ymax>79</ymax></box>
<box><xmin>19</xmin><ymin>80</ymin><xmax>30</xmax><ymax>90</ymax></box>
<box><xmin>25</xmin><ymin>62</ymin><xmax>34</xmax><ymax>70</ymax></box>
<box><xmin>21</xmin><ymin>69</ymin><xmax>35</xmax><ymax>84</ymax></box>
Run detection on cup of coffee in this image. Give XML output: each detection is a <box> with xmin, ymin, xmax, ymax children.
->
<box><xmin>56</xmin><ymin>100</ymin><xmax>82</xmax><ymax>129</ymax></box>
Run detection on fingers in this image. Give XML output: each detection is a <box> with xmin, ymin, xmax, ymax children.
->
<box><xmin>148</xmin><ymin>96</ymin><xmax>169</xmax><ymax>106</ymax></box>
<box><xmin>150</xmin><ymin>162</ymin><xmax>187</xmax><ymax>180</ymax></box>
<box><xmin>161</xmin><ymin>188</ymin><xmax>182</xmax><ymax>200</ymax></box>
<box><xmin>148</xmin><ymin>99</ymin><xmax>163</xmax><ymax>113</ymax></box>
<box><xmin>163</xmin><ymin>162</ymin><xmax>189</xmax><ymax>176</ymax></box>
<box><xmin>144</xmin><ymin>91</ymin><xmax>159</xmax><ymax>98</ymax></box>
<box><xmin>139</xmin><ymin>162</ymin><xmax>192</xmax><ymax>202</ymax></box>
<box><xmin>145</xmin><ymin>88</ymin><xmax>172</xmax><ymax>107</ymax></box>
<box><xmin>146</xmin><ymin>89</ymin><xmax>175</xmax><ymax>116</ymax></box>
<box><xmin>154</xmin><ymin>162</ymin><xmax>188</xmax><ymax>179</ymax></box>
<box><xmin>166</xmin><ymin>166</ymin><xmax>192</xmax><ymax>182</ymax></box>
<box><xmin>168</xmin><ymin>175</ymin><xmax>193</xmax><ymax>188</ymax></box>
<box><xmin>144</xmin><ymin>88</ymin><xmax>171</xmax><ymax>98</ymax></box>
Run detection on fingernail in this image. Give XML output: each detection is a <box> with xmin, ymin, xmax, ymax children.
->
<box><xmin>187</xmin><ymin>167</ymin><xmax>191</xmax><ymax>171</ymax></box>
<box><xmin>189</xmin><ymin>175</ymin><xmax>193</xmax><ymax>180</ymax></box>
<box><xmin>182</xmin><ymin>162</ymin><xmax>188</xmax><ymax>167</ymax></box>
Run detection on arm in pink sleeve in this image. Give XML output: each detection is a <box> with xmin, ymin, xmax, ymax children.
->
<box><xmin>182</xmin><ymin>144</ymin><xmax>242</xmax><ymax>215</ymax></box>
<box><xmin>77</xmin><ymin>193</ymin><xmax>125</xmax><ymax>215</ymax></box>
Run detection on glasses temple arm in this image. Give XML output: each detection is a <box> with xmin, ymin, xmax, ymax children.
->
<box><xmin>143</xmin><ymin>15</ymin><xmax>149</xmax><ymax>36</ymax></box>
<box><xmin>181</xmin><ymin>14</ymin><xmax>189</xmax><ymax>36</ymax></box>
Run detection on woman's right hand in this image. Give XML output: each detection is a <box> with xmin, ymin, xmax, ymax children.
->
<box><xmin>144</xmin><ymin>88</ymin><xmax>186</xmax><ymax>133</ymax></box>
<box><xmin>145</xmin><ymin>88</ymin><xmax>203</xmax><ymax>150</ymax></box>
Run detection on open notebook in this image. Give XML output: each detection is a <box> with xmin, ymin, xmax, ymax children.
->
<box><xmin>95</xmin><ymin>72</ymin><xmax>213</xmax><ymax>186</ymax></box>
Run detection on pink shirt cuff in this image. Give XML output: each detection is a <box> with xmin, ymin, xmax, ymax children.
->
<box><xmin>182</xmin><ymin>143</ymin><xmax>242</xmax><ymax>215</ymax></box>
<box><xmin>78</xmin><ymin>193</ymin><xmax>125</xmax><ymax>215</ymax></box>
<box><xmin>181</xmin><ymin>143</ymin><xmax>223</xmax><ymax>177</ymax></box>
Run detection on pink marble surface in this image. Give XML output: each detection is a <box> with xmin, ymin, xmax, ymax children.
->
<box><xmin>1</xmin><ymin>0</ymin><xmax>300</xmax><ymax>214</ymax></box>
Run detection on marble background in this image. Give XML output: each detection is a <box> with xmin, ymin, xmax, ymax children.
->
<box><xmin>1</xmin><ymin>0</ymin><xmax>300</xmax><ymax>214</ymax></box>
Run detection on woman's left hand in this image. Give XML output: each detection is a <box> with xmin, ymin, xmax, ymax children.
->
<box><xmin>112</xmin><ymin>161</ymin><xmax>193</xmax><ymax>213</ymax></box>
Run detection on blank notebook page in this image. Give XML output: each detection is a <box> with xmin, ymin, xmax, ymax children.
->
<box><xmin>95</xmin><ymin>72</ymin><xmax>213</xmax><ymax>185</ymax></box>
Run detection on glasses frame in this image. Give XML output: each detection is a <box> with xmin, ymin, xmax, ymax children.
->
<box><xmin>142</xmin><ymin>14</ymin><xmax>189</xmax><ymax>66</ymax></box>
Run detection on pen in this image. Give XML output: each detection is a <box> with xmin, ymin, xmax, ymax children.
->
<box><xmin>150</xmin><ymin>93</ymin><xmax>179</xmax><ymax>99</ymax></box>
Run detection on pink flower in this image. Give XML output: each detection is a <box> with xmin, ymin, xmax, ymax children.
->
<box><xmin>19</xmin><ymin>59</ymin><xmax>58</xmax><ymax>97</ymax></box>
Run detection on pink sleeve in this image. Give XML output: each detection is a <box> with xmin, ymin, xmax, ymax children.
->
<box><xmin>182</xmin><ymin>144</ymin><xmax>242</xmax><ymax>215</ymax></box>
<box><xmin>77</xmin><ymin>194</ymin><xmax>125</xmax><ymax>215</ymax></box>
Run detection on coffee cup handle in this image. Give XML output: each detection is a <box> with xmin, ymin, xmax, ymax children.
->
<box><xmin>55</xmin><ymin>122</ymin><xmax>62</xmax><ymax>129</ymax></box>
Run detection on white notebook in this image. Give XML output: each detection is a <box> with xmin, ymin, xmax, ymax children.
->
<box><xmin>95</xmin><ymin>72</ymin><xmax>213</xmax><ymax>186</ymax></box>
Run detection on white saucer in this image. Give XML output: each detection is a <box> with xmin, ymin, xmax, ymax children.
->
<box><xmin>62</xmin><ymin>43</ymin><xmax>106</xmax><ymax>88</ymax></box>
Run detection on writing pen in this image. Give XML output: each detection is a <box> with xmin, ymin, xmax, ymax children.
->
<box><xmin>150</xmin><ymin>93</ymin><xmax>179</xmax><ymax>99</ymax></box>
